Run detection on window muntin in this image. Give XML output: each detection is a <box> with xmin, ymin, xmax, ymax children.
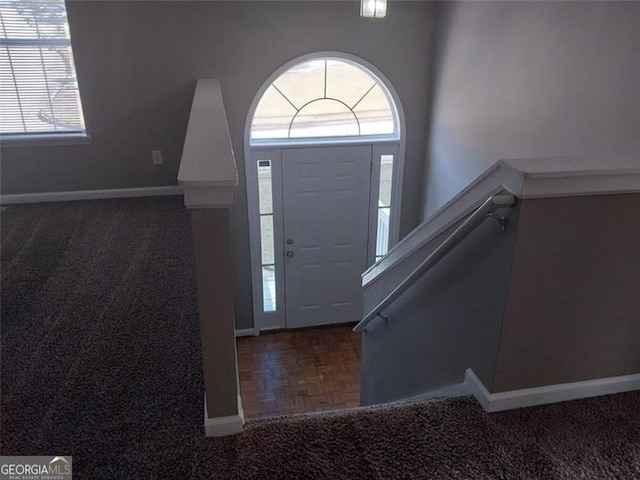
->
<box><xmin>326</xmin><ymin>59</ymin><xmax>375</xmax><ymax>106</ymax></box>
<box><xmin>272</xmin><ymin>60</ymin><xmax>325</xmax><ymax>110</ymax></box>
<box><xmin>257</xmin><ymin>160</ymin><xmax>276</xmax><ymax>312</ymax></box>
<box><xmin>353</xmin><ymin>84</ymin><xmax>395</xmax><ymax>135</ymax></box>
<box><xmin>0</xmin><ymin>0</ymin><xmax>86</xmax><ymax>136</ymax></box>
<box><xmin>289</xmin><ymin>99</ymin><xmax>359</xmax><ymax>138</ymax></box>
<box><xmin>252</xmin><ymin>85</ymin><xmax>296</xmax><ymax>140</ymax></box>
<box><xmin>251</xmin><ymin>58</ymin><xmax>396</xmax><ymax>142</ymax></box>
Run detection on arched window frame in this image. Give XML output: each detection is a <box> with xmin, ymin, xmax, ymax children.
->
<box><xmin>244</xmin><ymin>52</ymin><xmax>406</xmax><ymax>333</ymax></box>
<box><xmin>248</xmin><ymin>55</ymin><xmax>401</xmax><ymax>146</ymax></box>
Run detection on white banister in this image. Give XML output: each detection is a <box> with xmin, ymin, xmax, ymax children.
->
<box><xmin>178</xmin><ymin>79</ymin><xmax>243</xmax><ymax>437</ymax></box>
<box><xmin>178</xmin><ymin>79</ymin><xmax>239</xmax><ymax>207</ymax></box>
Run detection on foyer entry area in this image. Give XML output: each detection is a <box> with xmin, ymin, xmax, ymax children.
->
<box><xmin>246</xmin><ymin>53</ymin><xmax>404</xmax><ymax>331</ymax></box>
<box><xmin>237</xmin><ymin>325</ymin><xmax>361</xmax><ymax>418</ymax></box>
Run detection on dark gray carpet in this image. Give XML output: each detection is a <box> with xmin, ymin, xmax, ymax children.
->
<box><xmin>2</xmin><ymin>197</ymin><xmax>639</xmax><ymax>479</ymax></box>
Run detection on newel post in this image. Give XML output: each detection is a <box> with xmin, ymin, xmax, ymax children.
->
<box><xmin>178</xmin><ymin>79</ymin><xmax>243</xmax><ymax>436</ymax></box>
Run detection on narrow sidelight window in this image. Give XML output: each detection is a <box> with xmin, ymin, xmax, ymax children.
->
<box><xmin>257</xmin><ymin>160</ymin><xmax>276</xmax><ymax>312</ymax></box>
<box><xmin>375</xmin><ymin>154</ymin><xmax>394</xmax><ymax>262</ymax></box>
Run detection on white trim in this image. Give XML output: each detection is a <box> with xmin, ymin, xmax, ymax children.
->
<box><xmin>363</xmin><ymin>154</ymin><xmax>640</xmax><ymax>288</ymax></box>
<box><xmin>246</xmin><ymin>53</ymin><xmax>402</xmax><ymax>147</ymax></box>
<box><xmin>464</xmin><ymin>369</ymin><xmax>495</xmax><ymax>412</ymax></box>
<box><xmin>367</xmin><ymin>144</ymin><xmax>401</xmax><ymax>266</ymax></box>
<box><xmin>178</xmin><ymin>80</ymin><xmax>238</xmax><ymax>189</ymax></box>
<box><xmin>247</xmin><ymin>150</ymin><xmax>269</xmax><ymax>333</ymax></box>
<box><xmin>519</xmin><ymin>174</ymin><xmax>640</xmax><ymax>199</ymax></box>
<box><xmin>247</xmin><ymin>149</ymin><xmax>285</xmax><ymax>332</ymax></box>
<box><xmin>203</xmin><ymin>394</ymin><xmax>245</xmax><ymax>437</ymax></box>
<box><xmin>1</xmin><ymin>133</ymin><xmax>92</xmax><ymax>147</ymax></box>
<box><xmin>178</xmin><ymin>80</ymin><xmax>239</xmax><ymax>210</ymax></box>
<box><xmin>499</xmin><ymin>155</ymin><xmax>640</xmax><ymax>199</ymax></box>
<box><xmin>464</xmin><ymin>368</ymin><xmax>640</xmax><ymax>413</ymax></box>
<box><xmin>367</xmin><ymin>147</ymin><xmax>382</xmax><ymax>267</ymax></box>
<box><xmin>251</xmin><ymin>136</ymin><xmax>400</xmax><ymax>149</ymax></box>
<box><xmin>0</xmin><ymin>186</ymin><xmax>183</xmax><ymax>205</ymax></box>
<box><xmin>235</xmin><ymin>328</ymin><xmax>259</xmax><ymax>337</ymax></box>
<box><xmin>181</xmin><ymin>185</ymin><xmax>234</xmax><ymax>209</ymax></box>
<box><xmin>362</xmin><ymin>163</ymin><xmax>510</xmax><ymax>287</ymax></box>
<box><xmin>499</xmin><ymin>154</ymin><xmax>639</xmax><ymax>178</ymax></box>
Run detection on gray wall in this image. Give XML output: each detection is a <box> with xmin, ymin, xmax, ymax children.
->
<box><xmin>493</xmin><ymin>194</ymin><xmax>640</xmax><ymax>392</ymax></box>
<box><xmin>423</xmin><ymin>1</ymin><xmax>640</xmax><ymax>218</ymax></box>
<box><xmin>0</xmin><ymin>1</ymin><xmax>436</xmax><ymax>329</ymax></box>
<box><xmin>360</xmin><ymin>203</ymin><xmax>519</xmax><ymax>405</ymax></box>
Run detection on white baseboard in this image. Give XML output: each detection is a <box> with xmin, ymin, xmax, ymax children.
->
<box><xmin>203</xmin><ymin>394</ymin><xmax>245</xmax><ymax>437</ymax></box>
<box><xmin>235</xmin><ymin>328</ymin><xmax>258</xmax><ymax>337</ymax></box>
<box><xmin>0</xmin><ymin>186</ymin><xmax>183</xmax><ymax>205</ymax></box>
<box><xmin>465</xmin><ymin>368</ymin><xmax>640</xmax><ymax>412</ymax></box>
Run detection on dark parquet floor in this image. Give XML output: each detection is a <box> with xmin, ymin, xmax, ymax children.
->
<box><xmin>237</xmin><ymin>325</ymin><xmax>361</xmax><ymax>418</ymax></box>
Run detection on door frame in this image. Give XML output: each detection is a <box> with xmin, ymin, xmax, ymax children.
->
<box><xmin>244</xmin><ymin>52</ymin><xmax>406</xmax><ymax>333</ymax></box>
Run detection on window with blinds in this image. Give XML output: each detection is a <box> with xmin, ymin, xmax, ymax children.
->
<box><xmin>0</xmin><ymin>0</ymin><xmax>86</xmax><ymax>136</ymax></box>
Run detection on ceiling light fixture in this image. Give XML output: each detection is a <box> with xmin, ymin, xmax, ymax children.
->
<box><xmin>361</xmin><ymin>0</ymin><xmax>387</xmax><ymax>18</ymax></box>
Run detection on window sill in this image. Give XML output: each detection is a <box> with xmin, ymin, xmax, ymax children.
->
<box><xmin>0</xmin><ymin>133</ymin><xmax>92</xmax><ymax>148</ymax></box>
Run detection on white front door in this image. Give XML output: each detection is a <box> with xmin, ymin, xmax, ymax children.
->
<box><xmin>282</xmin><ymin>146</ymin><xmax>372</xmax><ymax>328</ymax></box>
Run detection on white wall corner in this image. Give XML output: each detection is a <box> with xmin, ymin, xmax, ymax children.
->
<box><xmin>203</xmin><ymin>394</ymin><xmax>245</xmax><ymax>437</ymax></box>
<box><xmin>464</xmin><ymin>369</ymin><xmax>493</xmax><ymax>411</ymax></box>
<box><xmin>498</xmin><ymin>163</ymin><xmax>525</xmax><ymax>198</ymax></box>
<box><xmin>465</xmin><ymin>368</ymin><xmax>640</xmax><ymax>413</ymax></box>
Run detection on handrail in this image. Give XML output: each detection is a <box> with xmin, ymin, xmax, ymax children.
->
<box><xmin>354</xmin><ymin>194</ymin><xmax>516</xmax><ymax>332</ymax></box>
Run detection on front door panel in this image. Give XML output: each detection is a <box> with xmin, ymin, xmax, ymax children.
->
<box><xmin>282</xmin><ymin>146</ymin><xmax>372</xmax><ymax>328</ymax></box>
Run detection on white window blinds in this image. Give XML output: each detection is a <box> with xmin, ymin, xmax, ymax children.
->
<box><xmin>0</xmin><ymin>0</ymin><xmax>85</xmax><ymax>135</ymax></box>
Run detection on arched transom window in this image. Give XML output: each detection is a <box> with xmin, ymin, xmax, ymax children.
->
<box><xmin>250</xmin><ymin>58</ymin><xmax>398</xmax><ymax>142</ymax></box>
